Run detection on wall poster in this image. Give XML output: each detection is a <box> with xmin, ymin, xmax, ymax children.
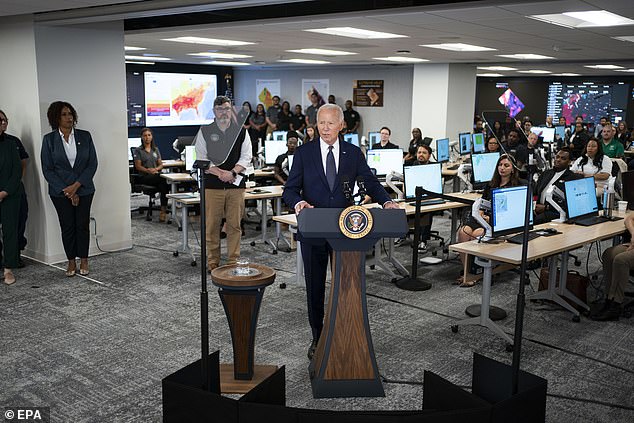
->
<box><xmin>353</xmin><ymin>80</ymin><xmax>384</xmax><ymax>107</ymax></box>
<box><xmin>256</xmin><ymin>79</ymin><xmax>281</xmax><ymax>109</ymax></box>
<box><xmin>302</xmin><ymin>79</ymin><xmax>329</xmax><ymax>110</ymax></box>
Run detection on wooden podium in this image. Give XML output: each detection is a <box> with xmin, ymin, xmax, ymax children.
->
<box><xmin>298</xmin><ymin>207</ymin><xmax>407</xmax><ymax>398</ymax></box>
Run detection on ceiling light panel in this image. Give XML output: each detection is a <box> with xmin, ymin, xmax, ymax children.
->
<box><xmin>189</xmin><ymin>52</ymin><xmax>253</xmax><ymax>59</ymax></box>
<box><xmin>497</xmin><ymin>54</ymin><xmax>555</xmax><ymax>60</ymax></box>
<box><xmin>202</xmin><ymin>61</ymin><xmax>251</xmax><ymax>66</ymax></box>
<box><xmin>517</xmin><ymin>70</ymin><xmax>552</xmax><ymax>74</ymax></box>
<box><xmin>477</xmin><ymin>66</ymin><xmax>517</xmax><ymax>71</ymax></box>
<box><xmin>477</xmin><ymin>73</ymin><xmax>504</xmax><ymax>77</ymax></box>
<box><xmin>285</xmin><ymin>48</ymin><xmax>357</xmax><ymax>56</ymax></box>
<box><xmin>373</xmin><ymin>56</ymin><xmax>429</xmax><ymax>63</ymax></box>
<box><xmin>277</xmin><ymin>58</ymin><xmax>331</xmax><ymax>64</ymax></box>
<box><xmin>421</xmin><ymin>43</ymin><xmax>496</xmax><ymax>52</ymax></box>
<box><xmin>124</xmin><ymin>46</ymin><xmax>146</xmax><ymax>51</ymax></box>
<box><xmin>528</xmin><ymin>10</ymin><xmax>634</xmax><ymax>28</ymax></box>
<box><xmin>305</xmin><ymin>27</ymin><xmax>407</xmax><ymax>39</ymax></box>
<box><xmin>614</xmin><ymin>69</ymin><xmax>634</xmax><ymax>73</ymax></box>
<box><xmin>162</xmin><ymin>36</ymin><xmax>255</xmax><ymax>46</ymax></box>
<box><xmin>613</xmin><ymin>36</ymin><xmax>634</xmax><ymax>42</ymax></box>
<box><xmin>584</xmin><ymin>64</ymin><xmax>624</xmax><ymax>69</ymax></box>
<box><xmin>125</xmin><ymin>55</ymin><xmax>171</xmax><ymax>61</ymax></box>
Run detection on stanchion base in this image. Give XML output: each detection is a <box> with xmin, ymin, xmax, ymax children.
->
<box><xmin>395</xmin><ymin>277</ymin><xmax>432</xmax><ymax>291</ymax></box>
<box><xmin>219</xmin><ymin>363</ymin><xmax>278</xmax><ymax>394</ymax></box>
<box><xmin>465</xmin><ymin>304</ymin><xmax>507</xmax><ymax>321</ymax></box>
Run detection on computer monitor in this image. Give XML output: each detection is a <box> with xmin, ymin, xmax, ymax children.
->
<box><xmin>264</xmin><ymin>140</ymin><xmax>288</xmax><ymax>165</ymax></box>
<box><xmin>128</xmin><ymin>137</ymin><xmax>142</xmax><ymax>160</ymax></box>
<box><xmin>564</xmin><ymin>176</ymin><xmax>599</xmax><ymax>220</ymax></box>
<box><xmin>173</xmin><ymin>135</ymin><xmax>195</xmax><ymax>154</ymax></box>
<box><xmin>459</xmin><ymin>132</ymin><xmax>472</xmax><ymax>155</ymax></box>
<box><xmin>435</xmin><ymin>138</ymin><xmax>450</xmax><ymax>163</ymax></box>
<box><xmin>184</xmin><ymin>145</ymin><xmax>196</xmax><ymax>171</ymax></box>
<box><xmin>554</xmin><ymin>125</ymin><xmax>566</xmax><ymax>140</ymax></box>
<box><xmin>472</xmin><ymin>152</ymin><xmax>500</xmax><ymax>183</ymax></box>
<box><xmin>272</xmin><ymin>131</ymin><xmax>287</xmax><ymax>142</ymax></box>
<box><xmin>530</xmin><ymin>126</ymin><xmax>555</xmax><ymax>143</ymax></box>
<box><xmin>403</xmin><ymin>163</ymin><xmax>443</xmax><ymax>199</ymax></box>
<box><xmin>368</xmin><ymin>131</ymin><xmax>380</xmax><ymax>148</ymax></box>
<box><xmin>343</xmin><ymin>133</ymin><xmax>360</xmax><ymax>147</ymax></box>
<box><xmin>491</xmin><ymin>185</ymin><xmax>533</xmax><ymax>237</ymax></box>
<box><xmin>366</xmin><ymin>148</ymin><xmax>403</xmax><ymax>177</ymax></box>
<box><xmin>472</xmin><ymin>133</ymin><xmax>485</xmax><ymax>154</ymax></box>
<box><xmin>622</xmin><ymin>170</ymin><xmax>634</xmax><ymax>210</ymax></box>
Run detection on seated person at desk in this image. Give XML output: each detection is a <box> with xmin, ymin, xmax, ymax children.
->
<box><xmin>404</xmin><ymin>144</ymin><xmax>431</xmax><ymax>166</ymax></box>
<box><xmin>273</xmin><ymin>131</ymin><xmax>299</xmax><ymax>185</ymax></box>
<box><xmin>133</xmin><ymin>128</ymin><xmax>170</xmax><ymax>222</ymax></box>
<box><xmin>501</xmin><ymin>129</ymin><xmax>521</xmax><ymax>157</ymax></box>
<box><xmin>486</xmin><ymin>136</ymin><xmax>501</xmax><ymax>153</ymax></box>
<box><xmin>456</xmin><ymin>154</ymin><xmax>523</xmax><ymax>286</ymax></box>
<box><xmin>570</xmin><ymin>138</ymin><xmax>611</xmax><ymax>197</ymax></box>
<box><xmin>592</xmin><ymin>213</ymin><xmax>634</xmax><ymax>321</ymax></box>
<box><xmin>404</xmin><ymin>127</ymin><xmax>426</xmax><ymax>162</ymax></box>
<box><xmin>568</xmin><ymin>121</ymin><xmax>590</xmax><ymax>160</ymax></box>
<box><xmin>533</xmin><ymin>147</ymin><xmax>579</xmax><ymax>224</ymax></box>
<box><xmin>515</xmin><ymin>132</ymin><xmax>545</xmax><ymax>175</ymax></box>
<box><xmin>371</xmin><ymin>126</ymin><xmax>399</xmax><ymax>150</ymax></box>
<box><xmin>600</xmin><ymin>123</ymin><xmax>624</xmax><ymax>159</ymax></box>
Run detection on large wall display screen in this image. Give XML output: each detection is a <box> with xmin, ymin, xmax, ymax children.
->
<box><xmin>547</xmin><ymin>81</ymin><xmax>629</xmax><ymax>125</ymax></box>
<box><xmin>144</xmin><ymin>72</ymin><xmax>217</xmax><ymax>127</ymax></box>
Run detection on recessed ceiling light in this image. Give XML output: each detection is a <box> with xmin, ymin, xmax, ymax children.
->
<box><xmin>162</xmin><ymin>36</ymin><xmax>255</xmax><ymax>46</ymax></box>
<box><xmin>584</xmin><ymin>64</ymin><xmax>624</xmax><ymax>69</ymax></box>
<box><xmin>553</xmin><ymin>73</ymin><xmax>581</xmax><ymax>76</ymax></box>
<box><xmin>305</xmin><ymin>27</ymin><xmax>407</xmax><ymax>39</ymax></box>
<box><xmin>189</xmin><ymin>52</ymin><xmax>253</xmax><ymax>59</ymax></box>
<box><xmin>528</xmin><ymin>10</ymin><xmax>634</xmax><ymax>28</ymax></box>
<box><xmin>477</xmin><ymin>73</ymin><xmax>504</xmax><ymax>77</ymax></box>
<box><xmin>477</xmin><ymin>66</ymin><xmax>518</xmax><ymax>71</ymax></box>
<box><xmin>202</xmin><ymin>61</ymin><xmax>251</xmax><ymax>66</ymax></box>
<box><xmin>421</xmin><ymin>43</ymin><xmax>496</xmax><ymax>52</ymax></box>
<box><xmin>142</xmin><ymin>53</ymin><xmax>162</xmax><ymax>57</ymax></box>
<box><xmin>497</xmin><ymin>54</ymin><xmax>554</xmax><ymax>60</ymax></box>
<box><xmin>517</xmin><ymin>70</ymin><xmax>552</xmax><ymax>74</ymax></box>
<box><xmin>124</xmin><ymin>46</ymin><xmax>146</xmax><ymax>51</ymax></box>
<box><xmin>125</xmin><ymin>55</ymin><xmax>171</xmax><ymax>61</ymax></box>
<box><xmin>614</xmin><ymin>68</ymin><xmax>634</xmax><ymax>73</ymax></box>
<box><xmin>613</xmin><ymin>36</ymin><xmax>634</xmax><ymax>43</ymax></box>
<box><xmin>285</xmin><ymin>48</ymin><xmax>357</xmax><ymax>56</ymax></box>
<box><xmin>373</xmin><ymin>56</ymin><xmax>428</xmax><ymax>63</ymax></box>
<box><xmin>125</xmin><ymin>61</ymin><xmax>154</xmax><ymax>65</ymax></box>
<box><xmin>277</xmin><ymin>58</ymin><xmax>331</xmax><ymax>64</ymax></box>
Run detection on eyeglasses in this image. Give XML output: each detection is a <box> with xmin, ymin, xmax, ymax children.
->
<box><xmin>214</xmin><ymin>107</ymin><xmax>232</xmax><ymax>113</ymax></box>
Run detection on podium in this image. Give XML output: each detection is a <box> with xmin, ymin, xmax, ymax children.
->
<box><xmin>298</xmin><ymin>207</ymin><xmax>407</xmax><ymax>398</ymax></box>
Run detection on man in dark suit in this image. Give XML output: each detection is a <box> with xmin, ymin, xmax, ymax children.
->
<box><xmin>533</xmin><ymin>147</ymin><xmax>579</xmax><ymax>224</ymax></box>
<box><xmin>283</xmin><ymin>104</ymin><xmax>398</xmax><ymax>359</ymax></box>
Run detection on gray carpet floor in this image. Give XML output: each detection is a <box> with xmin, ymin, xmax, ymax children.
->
<box><xmin>1</xmin><ymin>195</ymin><xmax>633</xmax><ymax>422</ymax></box>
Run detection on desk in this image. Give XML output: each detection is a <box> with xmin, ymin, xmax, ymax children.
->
<box><xmin>161</xmin><ymin>173</ymin><xmax>195</xmax><ymax>226</ymax></box>
<box><xmin>244</xmin><ymin>185</ymin><xmax>289</xmax><ymax>253</ymax></box>
<box><xmin>449</xmin><ymin>213</ymin><xmax>628</xmax><ymax>345</ymax></box>
<box><xmin>253</xmin><ymin>169</ymin><xmax>275</xmax><ymax>179</ymax></box>
<box><xmin>166</xmin><ymin>193</ymin><xmax>199</xmax><ymax>266</ymax></box>
<box><xmin>162</xmin><ymin>159</ymin><xmax>185</xmax><ymax>169</ymax></box>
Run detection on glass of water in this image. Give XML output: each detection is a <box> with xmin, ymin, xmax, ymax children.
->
<box><xmin>235</xmin><ymin>257</ymin><xmax>250</xmax><ymax>276</ymax></box>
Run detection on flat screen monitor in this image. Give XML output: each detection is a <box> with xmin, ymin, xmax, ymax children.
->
<box><xmin>128</xmin><ymin>137</ymin><xmax>142</xmax><ymax>160</ymax></box>
<box><xmin>472</xmin><ymin>133</ymin><xmax>485</xmax><ymax>154</ymax></box>
<box><xmin>173</xmin><ymin>135</ymin><xmax>195</xmax><ymax>154</ymax></box>
<box><xmin>366</xmin><ymin>148</ymin><xmax>403</xmax><ymax>177</ymax></box>
<box><xmin>472</xmin><ymin>152</ymin><xmax>500</xmax><ymax>183</ymax></box>
<box><xmin>564</xmin><ymin>176</ymin><xmax>599</xmax><ymax>220</ymax></box>
<box><xmin>343</xmin><ymin>133</ymin><xmax>360</xmax><ymax>147</ymax></box>
<box><xmin>403</xmin><ymin>163</ymin><xmax>443</xmax><ymax>199</ymax></box>
<box><xmin>368</xmin><ymin>132</ymin><xmax>380</xmax><ymax>148</ymax></box>
<box><xmin>491</xmin><ymin>185</ymin><xmax>533</xmax><ymax>237</ymax></box>
<box><xmin>622</xmin><ymin>170</ymin><xmax>634</xmax><ymax>210</ymax></box>
<box><xmin>185</xmin><ymin>145</ymin><xmax>196</xmax><ymax>171</ymax></box>
<box><xmin>459</xmin><ymin>132</ymin><xmax>472</xmax><ymax>155</ymax></box>
<box><xmin>272</xmin><ymin>131</ymin><xmax>287</xmax><ymax>142</ymax></box>
<box><xmin>264</xmin><ymin>140</ymin><xmax>288</xmax><ymax>165</ymax></box>
<box><xmin>554</xmin><ymin>125</ymin><xmax>566</xmax><ymax>140</ymax></box>
<box><xmin>531</xmin><ymin>126</ymin><xmax>555</xmax><ymax>143</ymax></box>
<box><xmin>435</xmin><ymin>138</ymin><xmax>450</xmax><ymax>163</ymax></box>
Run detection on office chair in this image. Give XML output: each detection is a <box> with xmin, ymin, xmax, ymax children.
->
<box><xmin>129</xmin><ymin>148</ymin><xmax>161</xmax><ymax>221</ymax></box>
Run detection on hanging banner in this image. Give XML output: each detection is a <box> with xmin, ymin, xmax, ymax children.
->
<box><xmin>256</xmin><ymin>79</ymin><xmax>281</xmax><ymax>109</ymax></box>
<box><xmin>302</xmin><ymin>79</ymin><xmax>329</xmax><ymax>110</ymax></box>
<box><xmin>353</xmin><ymin>80</ymin><xmax>384</xmax><ymax>107</ymax></box>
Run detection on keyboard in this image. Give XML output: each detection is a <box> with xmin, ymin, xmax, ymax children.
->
<box><xmin>573</xmin><ymin>215</ymin><xmax>622</xmax><ymax>226</ymax></box>
<box><xmin>506</xmin><ymin>231</ymin><xmax>542</xmax><ymax>244</ymax></box>
<box><xmin>407</xmin><ymin>199</ymin><xmax>446</xmax><ymax>207</ymax></box>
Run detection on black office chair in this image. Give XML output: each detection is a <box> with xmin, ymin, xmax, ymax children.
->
<box><xmin>129</xmin><ymin>148</ymin><xmax>160</xmax><ymax>221</ymax></box>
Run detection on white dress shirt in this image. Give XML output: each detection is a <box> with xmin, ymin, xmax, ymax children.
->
<box><xmin>320</xmin><ymin>138</ymin><xmax>340</xmax><ymax>175</ymax></box>
<box><xmin>59</xmin><ymin>128</ymin><xmax>77</xmax><ymax>167</ymax></box>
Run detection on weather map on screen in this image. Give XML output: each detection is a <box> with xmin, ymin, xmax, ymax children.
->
<box><xmin>145</xmin><ymin>72</ymin><xmax>217</xmax><ymax>126</ymax></box>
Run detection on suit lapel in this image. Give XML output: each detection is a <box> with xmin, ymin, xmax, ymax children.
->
<box><xmin>54</xmin><ymin>132</ymin><xmax>74</xmax><ymax>170</ymax></box>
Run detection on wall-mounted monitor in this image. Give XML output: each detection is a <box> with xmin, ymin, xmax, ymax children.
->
<box><xmin>435</xmin><ymin>138</ymin><xmax>450</xmax><ymax>163</ymax></box>
<box><xmin>144</xmin><ymin>72</ymin><xmax>217</xmax><ymax>127</ymax></box>
<box><xmin>491</xmin><ymin>185</ymin><xmax>533</xmax><ymax>237</ymax></box>
<box><xmin>472</xmin><ymin>133</ymin><xmax>485</xmax><ymax>154</ymax></box>
<box><xmin>367</xmin><ymin>132</ymin><xmax>380</xmax><ymax>148</ymax></box>
<box><xmin>272</xmin><ymin>131</ymin><xmax>287</xmax><ymax>142</ymax></box>
<box><xmin>264</xmin><ymin>140</ymin><xmax>288</xmax><ymax>165</ymax></box>
<box><xmin>366</xmin><ymin>148</ymin><xmax>403</xmax><ymax>177</ymax></box>
<box><xmin>403</xmin><ymin>163</ymin><xmax>443</xmax><ymax>199</ymax></box>
<box><xmin>128</xmin><ymin>137</ymin><xmax>142</xmax><ymax>160</ymax></box>
<box><xmin>472</xmin><ymin>152</ymin><xmax>500</xmax><ymax>183</ymax></box>
<box><xmin>459</xmin><ymin>132</ymin><xmax>472</xmax><ymax>155</ymax></box>
<box><xmin>343</xmin><ymin>133</ymin><xmax>360</xmax><ymax>147</ymax></box>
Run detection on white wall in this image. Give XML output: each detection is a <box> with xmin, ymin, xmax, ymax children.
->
<box><xmin>234</xmin><ymin>65</ymin><xmax>414</xmax><ymax>149</ymax></box>
<box><xmin>0</xmin><ymin>18</ymin><xmax>132</xmax><ymax>264</ymax></box>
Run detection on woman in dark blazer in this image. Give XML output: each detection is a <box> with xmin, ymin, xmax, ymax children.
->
<box><xmin>41</xmin><ymin>101</ymin><xmax>98</xmax><ymax>277</ymax></box>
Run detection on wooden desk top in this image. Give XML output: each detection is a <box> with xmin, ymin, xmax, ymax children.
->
<box><xmin>450</xmin><ymin>211</ymin><xmax>629</xmax><ymax>265</ymax></box>
<box><xmin>162</xmin><ymin>159</ymin><xmax>185</xmax><ymax>168</ymax></box>
<box><xmin>244</xmin><ymin>185</ymin><xmax>284</xmax><ymax>199</ymax></box>
<box><xmin>166</xmin><ymin>193</ymin><xmax>200</xmax><ymax>205</ymax></box>
<box><xmin>254</xmin><ymin>169</ymin><xmax>275</xmax><ymax>177</ymax></box>
<box><xmin>161</xmin><ymin>172</ymin><xmax>194</xmax><ymax>182</ymax></box>
<box><xmin>623</xmin><ymin>150</ymin><xmax>634</xmax><ymax>156</ymax></box>
<box><xmin>210</xmin><ymin>263</ymin><xmax>276</xmax><ymax>289</ymax></box>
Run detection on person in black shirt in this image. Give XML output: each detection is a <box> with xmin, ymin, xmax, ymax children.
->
<box><xmin>277</xmin><ymin>101</ymin><xmax>292</xmax><ymax>131</ymax></box>
<box><xmin>273</xmin><ymin>131</ymin><xmax>299</xmax><ymax>185</ymax></box>
<box><xmin>290</xmin><ymin>104</ymin><xmax>306</xmax><ymax>134</ymax></box>
<box><xmin>342</xmin><ymin>100</ymin><xmax>360</xmax><ymax>134</ymax></box>
<box><xmin>371</xmin><ymin>126</ymin><xmax>399</xmax><ymax>149</ymax></box>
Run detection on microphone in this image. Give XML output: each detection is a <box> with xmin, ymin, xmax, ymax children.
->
<box><xmin>342</xmin><ymin>175</ymin><xmax>353</xmax><ymax>205</ymax></box>
<box><xmin>356</xmin><ymin>176</ymin><xmax>367</xmax><ymax>203</ymax></box>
